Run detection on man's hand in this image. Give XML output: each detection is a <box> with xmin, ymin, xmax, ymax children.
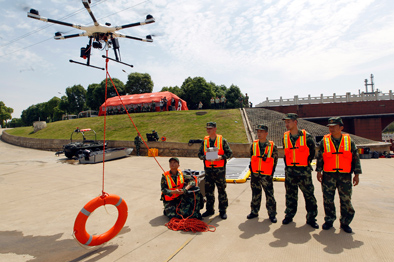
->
<box><xmin>215</xmin><ymin>155</ymin><xmax>223</xmax><ymax>161</ymax></box>
<box><xmin>172</xmin><ymin>189</ymin><xmax>184</xmax><ymax>195</ymax></box>
<box><xmin>317</xmin><ymin>172</ymin><xmax>323</xmax><ymax>183</ymax></box>
<box><xmin>353</xmin><ymin>174</ymin><xmax>359</xmax><ymax>186</ymax></box>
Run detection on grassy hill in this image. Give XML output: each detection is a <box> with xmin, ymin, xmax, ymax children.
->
<box><xmin>6</xmin><ymin>109</ymin><xmax>248</xmax><ymax>143</ymax></box>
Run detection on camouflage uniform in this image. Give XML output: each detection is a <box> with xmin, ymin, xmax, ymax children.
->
<box><xmin>284</xmin><ymin>129</ymin><xmax>318</xmax><ymax>222</ymax></box>
<box><xmin>316</xmin><ymin>136</ymin><xmax>362</xmax><ymax>226</ymax></box>
<box><xmin>152</xmin><ymin>131</ymin><xmax>159</xmax><ymax>141</ymax></box>
<box><xmin>249</xmin><ymin>141</ymin><xmax>278</xmax><ymax>217</ymax></box>
<box><xmin>160</xmin><ymin>171</ymin><xmax>203</xmax><ymax>219</ymax></box>
<box><xmin>198</xmin><ymin>136</ymin><xmax>233</xmax><ymax>213</ymax></box>
<box><xmin>134</xmin><ymin>135</ymin><xmax>142</xmax><ymax>156</ymax></box>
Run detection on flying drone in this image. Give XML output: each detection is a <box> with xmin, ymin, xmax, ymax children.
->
<box><xmin>27</xmin><ymin>0</ymin><xmax>155</xmax><ymax>70</ymax></box>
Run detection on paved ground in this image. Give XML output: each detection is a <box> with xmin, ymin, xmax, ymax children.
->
<box><xmin>1</xmin><ymin>130</ymin><xmax>394</xmax><ymax>262</ymax></box>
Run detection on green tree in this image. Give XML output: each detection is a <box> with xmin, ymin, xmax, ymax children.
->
<box><xmin>21</xmin><ymin>103</ymin><xmax>46</xmax><ymax>126</ymax></box>
<box><xmin>225</xmin><ymin>84</ymin><xmax>243</xmax><ymax>108</ymax></box>
<box><xmin>44</xmin><ymin>97</ymin><xmax>63</xmax><ymax>122</ymax></box>
<box><xmin>86</xmin><ymin>83</ymin><xmax>101</xmax><ymax>110</ymax></box>
<box><xmin>160</xmin><ymin>86</ymin><xmax>182</xmax><ymax>97</ymax></box>
<box><xmin>58</xmin><ymin>95</ymin><xmax>69</xmax><ymax>115</ymax></box>
<box><xmin>211</xmin><ymin>82</ymin><xmax>227</xmax><ymax>98</ymax></box>
<box><xmin>125</xmin><ymin>72</ymin><xmax>154</xmax><ymax>94</ymax></box>
<box><xmin>8</xmin><ymin>118</ymin><xmax>23</xmax><ymax>128</ymax></box>
<box><xmin>93</xmin><ymin>78</ymin><xmax>126</xmax><ymax>108</ymax></box>
<box><xmin>0</xmin><ymin>101</ymin><xmax>13</xmax><ymax>127</ymax></box>
<box><xmin>180</xmin><ymin>77</ymin><xmax>215</xmax><ymax>110</ymax></box>
<box><xmin>65</xmin><ymin>84</ymin><xmax>86</xmax><ymax>114</ymax></box>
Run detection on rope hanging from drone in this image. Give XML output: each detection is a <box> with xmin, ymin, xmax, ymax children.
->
<box><xmin>102</xmin><ymin>55</ymin><xmax>166</xmax><ymax>175</ymax></box>
<box><xmin>72</xmin><ymin>50</ymin><xmax>132</xmax><ymax>247</ymax></box>
<box><xmin>102</xmin><ymin>52</ymin><xmax>215</xmax><ymax>233</ymax></box>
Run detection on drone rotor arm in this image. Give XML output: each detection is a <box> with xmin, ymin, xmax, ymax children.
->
<box><xmin>115</xmin><ymin>16</ymin><xmax>155</xmax><ymax>31</ymax></box>
<box><xmin>82</xmin><ymin>0</ymin><xmax>99</xmax><ymax>26</ymax></box>
<box><xmin>55</xmin><ymin>32</ymin><xmax>88</xmax><ymax>40</ymax></box>
<box><xmin>113</xmin><ymin>33</ymin><xmax>153</xmax><ymax>42</ymax></box>
<box><xmin>27</xmin><ymin>12</ymin><xmax>83</xmax><ymax>30</ymax></box>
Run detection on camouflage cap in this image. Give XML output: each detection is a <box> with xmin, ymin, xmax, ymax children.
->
<box><xmin>206</xmin><ymin>122</ymin><xmax>217</xmax><ymax>128</ymax></box>
<box><xmin>256</xmin><ymin>124</ymin><xmax>268</xmax><ymax>131</ymax></box>
<box><xmin>282</xmin><ymin>113</ymin><xmax>298</xmax><ymax>120</ymax></box>
<box><xmin>327</xmin><ymin>117</ymin><xmax>344</xmax><ymax>126</ymax></box>
<box><xmin>169</xmin><ymin>157</ymin><xmax>180</xmax><ymax>163</ymax></box>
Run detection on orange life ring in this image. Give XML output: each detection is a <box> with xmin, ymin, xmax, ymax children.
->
<box><xmin>161</xmin><ymin>136</ymin><xmax>166</xmax><ymax>142</ymax></box>
<box><xmin>73</xmin><ymin>194</ymin><xmax>128</xmax><ymax>246</ymax></box>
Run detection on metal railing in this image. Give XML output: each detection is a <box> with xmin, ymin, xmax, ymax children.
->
<box><xmin>256</xmin><ymin>90</ymin><xmax>393</xmax><ymax>107</ymax></box>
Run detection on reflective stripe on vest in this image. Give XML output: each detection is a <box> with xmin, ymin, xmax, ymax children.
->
<box><xmin>322</xmin><ymin>134</ymin><xmax>352</xmax><ymax>173</ymax></box>
<box><xmin>251</xmin><ymin>140</ymin><xmax>274</xmax><ymax>175</ymax></box>
<box><xmin>283</xmin><ymin>129</ymin><xmax>309</xmax><ymax>167</ymax></box>
<box><xmin>203</xmin><ymin>135</ymin><xmax>225</xmax><ymax>168</ymax></box>
<box><xmin>163</xmin><ymin>170</ymin><xmax>184</xmax><ymax>201</ymax></box>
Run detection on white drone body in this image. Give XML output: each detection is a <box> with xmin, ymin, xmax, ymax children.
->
<box><xmin>27</xmin><ymin>0</ymin><xmax>155</xmax><ymax>69</ymax></box>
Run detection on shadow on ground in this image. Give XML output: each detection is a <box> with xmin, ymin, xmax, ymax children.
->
<box><xmin>238</xmin><ymin>218</ymin><xmax>271</xmax><ymax>239</ymax></box>
<box><xmin>312</xmin><ymin>228</ymin><xmax>364</xmax><ymax>254</ymax></box>
<box><xmin>0</xmin><ymin>227</ymin><xmax>131</xmax><ymax>262</ymax></box>
<box><xmin>269</xmin><ymin>223</ymin><xmax>315</xmax><ymax>247</ymax></box>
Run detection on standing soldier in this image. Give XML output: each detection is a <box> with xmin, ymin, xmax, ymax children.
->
<box><xmin>247</xmin><ymin>124</ymin><xmax>278</xmax><ymax>223</ymax></box>
<box><xmin>316</xmin><ymin>117</ymin><xmax>361</xmax><ymax>233</ymax></box>
<box><xmin>244</xmin><ymin>93</ymin><xmax>249</xmax><ymax>108</ymax></box>
<box><xmin>198</xmin><ymin>122</ymin><xmax>233</xmax><ymax>219</ymax></box>
<box><xmin>210</xmin><ymin>97</ymin><xmax>215</xmax><ymax>109</ymax></box>
<box><xmin>238</xmin><ymin>95</ymin><xmax>244</xmax><ymax>108</ymax></box>
<box><xmin>134</xmin><ymin>134</ymin><xmax>142</xmax><ymax>156</ymax></box>
<box><xmin>163</xmin><ymin>97</ymin><xmax>168</xmax><ymax>111</ymax></box>
<box><xmin>151</xmin><ymin>100</ymin><xmax>156</xmax><ymax>112</ymax></box>
<box><xmin>282</xmin><ymin>113</ymin><xmax>319</xmax><ymax>229</ymax></box>
<box><xmin>221</xmin><ymin>95</ymin><xmax>226</xmax><ymax>109</ymax></box>
<box><xmin>215</xmin><ymin>96</ymin><xmax>220</xmax><ymax>109</ymax></box>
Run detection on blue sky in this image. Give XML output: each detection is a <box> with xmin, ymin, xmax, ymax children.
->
<box><xmin>1</xmin><ymin>0</ymin><xmax>394</xmax><ymax>118</ymax></box>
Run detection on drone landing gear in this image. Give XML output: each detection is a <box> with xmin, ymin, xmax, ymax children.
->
<box><xmin>69</xmin><ymin>59</ymin><xmax>105</xmax><ymax>70</ymax></box>
<box><xmin>68</xmin><ymin>36</ymin><xmax>105</xmax><ymax>70</ymax></box>
<box><xmin>102</xmin><ymin>56</ymin><xmax>133</xmax><ymax>68</ymax></box>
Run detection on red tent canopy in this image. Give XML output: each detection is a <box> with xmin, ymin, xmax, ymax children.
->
<box><xmin>98</xmin><ymin>91</ymin><xmax>188</xmax><ymax>115</ymax></box>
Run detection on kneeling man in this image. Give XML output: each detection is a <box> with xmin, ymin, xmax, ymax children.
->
<box><xmin>161</xmin><ymin>157</ymin><xmax>203</xmax><ymax>219</ymax></box>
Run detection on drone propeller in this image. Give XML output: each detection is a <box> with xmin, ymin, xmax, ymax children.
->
<box><xmin>19</xmin><ymin>5</ymin><xmax>31</xmax><ymax>12</ymax></box>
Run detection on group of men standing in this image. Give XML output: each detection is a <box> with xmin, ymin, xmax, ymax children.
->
<box><xmin>160</xmin><ymin>113</ymin><xmax>361</xmax><ymax>233</ymax></box>
<box><xmin>210</xmin><ymin>95</ymin><xmax>227</xmax><ymax>109</ymax></box>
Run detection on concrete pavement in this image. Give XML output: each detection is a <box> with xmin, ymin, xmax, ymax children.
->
<box><xmin>1</xmin><ymin>133</ymin><xmax>394</xmax><ymax>262</ymax></box>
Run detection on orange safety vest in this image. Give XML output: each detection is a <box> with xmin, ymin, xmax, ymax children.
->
<box><xmin>322</xmin><ymin>134</ymin><xmax>352</xmax><ymax>173</ymax></box>
<box><xmin>203</xmin><ymin>135</ymin><xmax>225</xmax><ymax>168</ymax></box>
<box><xmin>283</xmin><ymin>130</ymin><xmax>310</xmax><ymax>167</ymax></box>
<box><xmin>251</xmin><ymin>140</ymin><xmax>275</xmax><ymax>175</ymax></box>
<box><xmin>163</xmin><ymin>170</ymin><xmax>185</xmax><ymax>201</ymax></box>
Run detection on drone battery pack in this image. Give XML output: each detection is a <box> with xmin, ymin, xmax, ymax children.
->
<box><xmin>80</xmin><ymin>46</ymin><xmax>90</xmax><ymax>58</ymax></box>
<box><xmin>112</xmin><ymin>38</ymin><xmax>119</xmax><ymax>50</ymax></box>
